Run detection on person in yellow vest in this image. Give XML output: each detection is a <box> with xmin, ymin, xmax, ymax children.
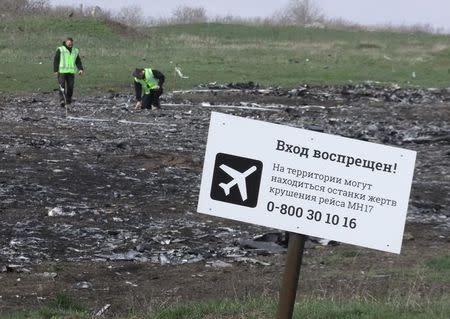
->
<box><xmin>132</xmin><ymin>68</ymin><xmax>165</xmax><ymax>110</ymax></box>
<box><xmin>53</xmin><ymin>37</ymin><xmax>84</xmax><ymax>107</ymax></box>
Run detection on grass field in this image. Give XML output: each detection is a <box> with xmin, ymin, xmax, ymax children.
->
<box><xmin>1</xmin><ymin>15</ymin><xmax>450</xmax><ymax>95</ymax></box>
<box><xmin>2</xmin><ymin>296</ymin><xmax>449</xmax><ymax>319</ymax></box>
<box><xmin>1</xmin><ymin>255</ymin><xmax>449</xmax><ymax>318</ymax></box>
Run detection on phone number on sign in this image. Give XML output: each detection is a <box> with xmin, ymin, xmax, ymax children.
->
<box><xmin>266</xmin><ymin>201</ymin><xmax>357</xmax><ymax>229</ymax></box>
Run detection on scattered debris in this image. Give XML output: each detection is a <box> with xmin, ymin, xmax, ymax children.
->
<box><xmin>1</xmin><ymin>265</ymin><xmax>31</xmax><ymax>273</ymax></box>
<box><xmin>0</xmin><ymin>85</ymin><xmax>448</xmax><ymax>269</ymax></box>
<box><xmin>239</xmin><ymin>239</ymin><xmax>287</xmax><ymax>255</ymax></box>
<box><xmin>309</xmin><ymin>237</ymin><xmax>339</xmax><ymax>246</ymax></box>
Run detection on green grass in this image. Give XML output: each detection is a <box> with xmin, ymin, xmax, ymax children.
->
<box><xmin>1</xmin><ymin>258</ymin><xmax>448</xmax><ymax>319</ymax></box>
<box><xmin>149</xmin><ymin>298</ymin><xmax>273</xmax><ymax>319</ymax></box>
<box><xmin>148</xmin><ymin>298</ymin><xmax>450</xmax><ymax>319</ymax></box>
<box><xmin>0</xmin><ymin>294</ymin><xmax>90</xmax><ymax>319</ymax></box>
<box><xmin>426</xmin><ymin>255</ymin><xmax>450</xmax><ymax>272</ymax></box>
<box><xmin>2</xmin><ymin>296</ymin><xmax>449</xmax><ymax>319</ymax></box>
<box><xmin>1</xmin><ymin>16</ymin><xmax>450</xmax><ymax>95</ymax></box>
<box><xmin>425</xmin><ymin>255</ymin><xmax>450</xmax><ymax>281</ymax></box>
<box><xmin>293</xmin><ymin>299</ymin><xmax>450</xmax><ymax>319</ymax></box>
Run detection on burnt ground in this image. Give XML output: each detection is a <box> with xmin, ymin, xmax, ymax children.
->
<box><xmin>0</xmin><ymin>84</ymin><xmax>449</xmax><ymax>316</ymax></box>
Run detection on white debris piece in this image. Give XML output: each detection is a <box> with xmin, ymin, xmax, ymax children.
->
<box><xmin>75</xmin><ymin>281</ymin><xmax>93</xmax><ymax>289</ymax></box>
<box><xmin>159</xmin><ymin>253</ymin><xmax>170</xmax><ymax>265</ymax></box>
<box><xmin>36</xmin><ymin>272</ymin><xmax>58</xmax><ymax>279</ymax></box>
<box><xmin>118</xmin><ymin>120</ymin><xmax>155</xmax><ymax>125</ymax></box>
<box><xmin>9</xmin><ymin>239</ymin><xmax>21</xmax><ymax>247</ymax></box>
<box><xmin>175</xmin><ymin>66</ymin><xmax>189</xmax><ymax>79</ymax></box>
<box><xmin>66</xmin><ymin>116</ymin><xmax>110</xmax><ymax>122</ymax></box>
<box><xmin>95</xmin><ymin>304</ymin><xmax>111</xmax><ymax>316</ymax></box>
<box><xmin>125</xmin><ymin>281</ymin><xmax>138</xmax><ymax>287</ymax></box>
<box><xmin>47</xmin><ymin>207</ymin><xmax>75</xmax><ymax>217</ymax></box>
<box><xmin>235</xmin><ymin>257</ymin><xmax>271</xmax><ymax>266</ymax></box>
<box><xmin>207</xmin><ymin>260</ymin><xmax>233</xmax><ymax>268</ymax></box>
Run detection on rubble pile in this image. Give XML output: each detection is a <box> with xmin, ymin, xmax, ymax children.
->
<box><xmin>192</xmin><ymin>82</ymin><xmax>450</xmax><ymax>105</ymax></box>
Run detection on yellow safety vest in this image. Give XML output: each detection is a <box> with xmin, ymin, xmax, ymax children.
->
<box><xmin>135</xmin><ymin>68</ymin><xmax>158</xmax><ymax>94</ymax></box>
<box><xmin>58</xmin><ymin>46</ymin><xmax>79</xmax><ymax>74</ymax></box>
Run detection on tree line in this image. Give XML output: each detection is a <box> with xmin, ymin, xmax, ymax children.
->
<box><xmin>0</xmin><ymin>0</ymin><xmax>440</xmax><ymax>34</ymax></box>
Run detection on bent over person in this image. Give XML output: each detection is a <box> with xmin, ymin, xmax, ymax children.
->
<box><xmin>53</xmin><ymin>37</ymin><xmax>83</xmax><ymax>107</ymax></box>
<box><xmin>133</xmin><ymin>68</ymin><xmax>165</xmax><ymax>110</ymax></box>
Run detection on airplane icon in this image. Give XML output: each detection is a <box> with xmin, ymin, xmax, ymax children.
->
<box><xmin>218</xmin><ymin>164</ymin><xmax>257</xmax><ymax>201</ymax></box>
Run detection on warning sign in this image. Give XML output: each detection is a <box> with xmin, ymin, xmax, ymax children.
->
<box><xmin>197</xmin><ymin>112</ymin><xmax>417</xmax><ymax>253</ymax></box>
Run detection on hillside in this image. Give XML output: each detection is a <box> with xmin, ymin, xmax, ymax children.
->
<box><xmin>1</xmin><ymin>16</ymin><xmax>450</xmax><ymax>94</ymax></box>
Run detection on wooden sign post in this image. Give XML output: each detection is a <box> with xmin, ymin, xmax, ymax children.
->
<box><xmin>277</xmin><ymin>233</ymin><xmax>307</xmax><ymax>319</ymax></box>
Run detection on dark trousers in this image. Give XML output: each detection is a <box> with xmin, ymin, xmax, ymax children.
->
<box><xmin>142</xmin><ymin>88</ymin><xmax>163</xmax><ymax>109</ymax></box>
<box><xmin>57</xmin><ymin>73</ymin><xmax>75</xmax><ymax>104</ymax></box>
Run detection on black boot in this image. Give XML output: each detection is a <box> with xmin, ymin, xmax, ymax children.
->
<box><xmin>152</xmin><ymin>100</ymin><xmax>161</xmax><ymax>110</ymax></box>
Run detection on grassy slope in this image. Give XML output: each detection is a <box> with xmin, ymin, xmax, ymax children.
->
<box><xmin>1</xmin><ymin>16</ymin><xmax>450</xmax><ymax>94</ymax></box>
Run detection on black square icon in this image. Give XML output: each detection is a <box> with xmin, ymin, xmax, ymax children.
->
<box><xmin>210</xmin><ymin>153</ymin><xmax>263</xmax><ymax>208</ymax></box>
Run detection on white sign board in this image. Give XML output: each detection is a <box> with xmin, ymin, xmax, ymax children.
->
<box><xmin>197</xmin><ymin>112</ymin><xmax>416</xmax><ymax>253</ymax></box>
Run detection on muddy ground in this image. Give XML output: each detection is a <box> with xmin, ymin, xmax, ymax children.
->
<box><xmin>0</xmin><ymin>84</ymin><xmax>449</xmax><ymax>316</ymax></box>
